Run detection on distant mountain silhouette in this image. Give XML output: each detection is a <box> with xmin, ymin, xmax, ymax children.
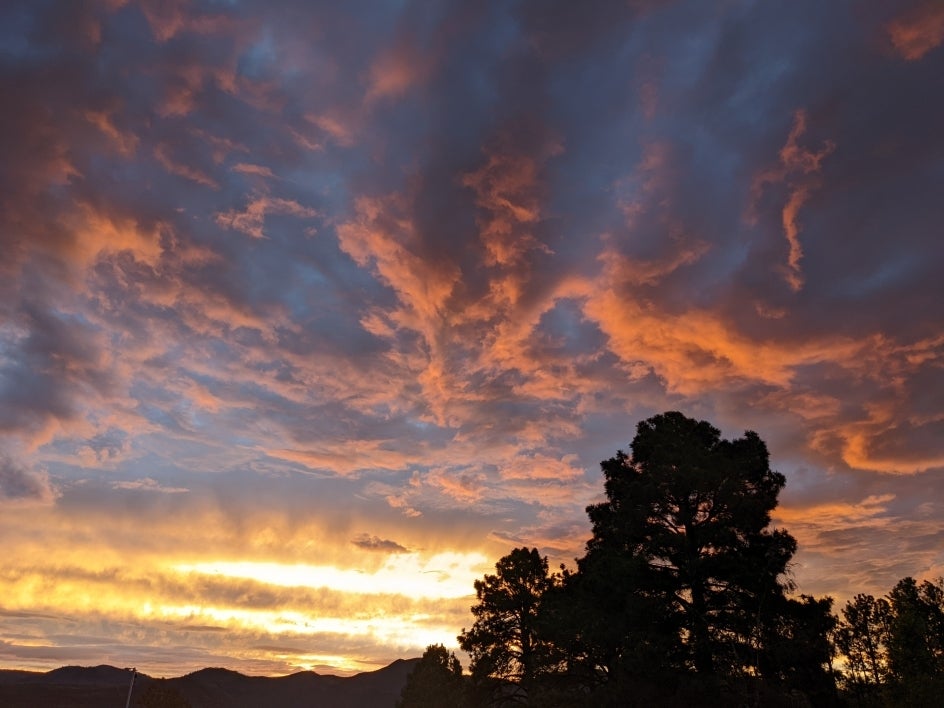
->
<box><xmin>0</xmin><ymin>659</ymin><xmax>420</xmax><ymax>707</ymax></box>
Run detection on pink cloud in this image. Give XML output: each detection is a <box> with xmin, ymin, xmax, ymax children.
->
<box><xmin>232</xmin><ymin>163</ymin><xmax>276</xmax><ymax>179</ymax></box>
<box><xmin>887</xmin><ymin>2</ymin><xmax>944</xmax><ymax>60</ymax></box>
<box><xmin>365</xmin><ymin>42</ymin><xmax>432</xmax><ymax>103</ymax></box>
<box><xmin>112</xmin><ymin>477</ymin><xmax>189</xmax><ymax>494</ymax></box>
<box><xmin>216</xmin><ymin>195</ymin><xmax>318</xmax><ymax>239</ymax></box>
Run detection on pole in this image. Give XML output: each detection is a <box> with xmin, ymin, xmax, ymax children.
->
<box><xmin>125</xmin><ymin>667</ymin><xmax>136</xmax><ymax>708</ymax></box>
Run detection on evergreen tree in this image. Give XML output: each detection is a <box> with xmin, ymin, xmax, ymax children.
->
<box><xmin>458</xmin><ymin>547</ymin><xmax>557</xmax><ymax>695</ymax></box>
<box><xmin>835</xmin><ymin>593</ymin><xmax>891</xmax><ymax>693</ymax></box>
<box><xmin>580</xmin><ymin>412</ymin><xmax>797</xmax><ymax>679</ymax></box>
<box><xmin>397</xmin><ymin>644</ymin><xmax>468</xmax><ymax>708</ymax></box>
<box><xmin>835</xmin><ymin>577</ymin><xmax>944</xmax><ymax>706</ymax></box>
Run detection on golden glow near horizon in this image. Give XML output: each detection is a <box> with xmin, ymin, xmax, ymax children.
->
<box><xmin>0</xmin><ymin>542</ymin><xmax>486</xmax><ymax>676</ymax></box>
<box><xmin>172</xmin><ymin>552</ymin><xmax>489</xmax><ymax>600</ymax></box>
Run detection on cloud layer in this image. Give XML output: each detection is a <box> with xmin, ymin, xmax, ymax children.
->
<box><xmin>0</xmin><ymin>0</ymin><xmax>941</xmax><ymax>675</ymax></box>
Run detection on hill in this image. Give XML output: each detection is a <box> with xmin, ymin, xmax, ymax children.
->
<box><xmin>0</xmin><ymin>659</ymin><xmax>419</xmax><ymax>707</ymax></box>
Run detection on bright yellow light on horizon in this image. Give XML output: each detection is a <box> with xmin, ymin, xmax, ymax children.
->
<box><xmin>173</xmin><ymin>550</ymin><xmax>488</xmax><ymax>600</ymax></box>
<box><xmin>150</xmin><ymin>604</ymin><xmax>455</xmax><ymax>647</ymax></box>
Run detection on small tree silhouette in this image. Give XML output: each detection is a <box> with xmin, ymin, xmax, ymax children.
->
<box><xmin>397</xmin><ymin>644</ymin><xmax>468</xmax><ymax>708</ymax></box>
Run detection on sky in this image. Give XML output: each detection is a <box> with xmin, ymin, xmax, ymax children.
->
<box><xmin>1</xmin><ymin>0</ymin><xmax>942</xmax><ymax>678</ymax></box>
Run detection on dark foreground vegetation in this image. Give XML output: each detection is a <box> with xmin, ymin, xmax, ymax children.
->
<box><xmin>400</xmin><ymin>412</ymin><xmax>944</xmax><ymax>708</ymax></box>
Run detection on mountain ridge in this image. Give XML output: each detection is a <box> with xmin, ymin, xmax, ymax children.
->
<box><xmin>0</xmin><ymin>658</ymin><xmax>420</xmax><ymax>707</ymax></box>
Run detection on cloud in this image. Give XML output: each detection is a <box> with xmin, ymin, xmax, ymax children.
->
<box><xmin>887</xmin><ymin>2</ymin><xmax>944</xmax><ymax>60</ymax></box>
<box><xmin>154</xmin><ymin>143</ymin><xmax>219</xmax><ymax>188</ymax></box>
<box><xmin>750</xmin><ymin>109</ymin><xmax>835</xmax><ymax>292</ymax></box>
<box><xmin>366</xmin><ymin>42</ymin><xmax>431</xmax><ymax>103</ymax></box>
<box><xmin>112</xmin><ymin>477</ymin><xmax>190</xmax><ymax>494</ymax></box>
<box><xmin>0</xmin><ymin>0</ymin><xmax>942</xmax><ymax>678</ymax></box>
<box><xmin>216</xmin><ymin>195</ymin><xmax>318</xmax><ymax>239</ymax></box>
<box><xmin>461</xmin><ymin>142</ymin><xmax>557</xmax><ymax>268</ymax></box>
<box><xmin>0</xmin><ymin>456</ymin><xmax>58</xmax><ymax>504</ymax></box>
<box><xmin>350</xmin><ymin>534</ymin><xmax>409</xmax><ymax>553</ymax></box>
<box><xmin>232</xmin><ymin>162</ymin><xmax>276</xmax><ymax>179</ymax></box>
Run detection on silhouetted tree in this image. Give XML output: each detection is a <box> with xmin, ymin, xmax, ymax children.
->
<box><xmin>459</xmin><ymin>547</ymin><xmax>557</xmax><ymax>697</ymax></box>
<box><xmin>886</xmin><ymin>577</ymin><xmax>944</xmax><ymax>680</ymax></box>
<box><xmin>835</xmin><ymin>577</ymin><xmax>944</xmax><ymax>706</ymax></box>
<box><xmin>758</xmin><ymin>594</ymin><xmax>839</xmax><ymax>705</ymax></box>
<box><xmin>579</xmin><ymin>412</ymin><xmax>801</xmax><ymax>683</ymax></box>
<box><xmin>835</xmin><ymin>593</ymin><xmax>891</xmax><ymax>694</ymax></box>
<box><xmin>397</xmin><ymin>644</ymin><xmax>468</xmax><ymax>708</ymax></box>
<box><xmin>883</xmin><ymin>576</ymin><xmax>944</xmax><ymax>705</ymax></box>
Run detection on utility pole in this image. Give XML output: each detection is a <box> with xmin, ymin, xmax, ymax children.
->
<box><xmin>125</xmin><ymin>667</ymin><xmax>137</xmax><ymax>708</ymax></box>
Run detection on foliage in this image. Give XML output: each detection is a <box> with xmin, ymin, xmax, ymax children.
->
<box><xmin>886</xmin><ymin>576</ymin><xmax>944</xmax><ymax>680</ymax></box>
<box><xmin>758</xmin><ymin>594</ymin><xmax>840</xmax><ymax>705</ymax></box>
<box><xmin>458</xmin><ymin>547</ymin><xmax>558</xmax><ymax>693</ymax></box>
<box><xmin>835</xmin><ymin>593</ymin><xmax>891</xmax><ymax>692</ymax></box>
<box><xmin>580</xmin><ymin>411</ymin><xmax>798</xmax><ymax>680</ymax></box>
<box><xmin>834</xmin><ymin>577</ymin><xmax>944</xmax><ymax>706</ymax></box>
<box><xmin>396</xmin><ymin>644</ymin><xmax>468</xmax><ymax>708</ymax></box>
<box><xmin>452</xmin><ymin>412</ymin><xmax>944</xmax><ymax>706</ymax></box>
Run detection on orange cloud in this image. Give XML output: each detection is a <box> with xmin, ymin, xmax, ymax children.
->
<box><xmin>365</xmin><ymin>42</ymin><xmax>431</xmax><ymax>102</ymax></box>
<box><xmin>264</xmin><ymin>442</ymin><xmax>417</xmax><ymax>477</ymax></box>
<box><xmin>774</xmin><ymin>494</ymin><xmax>894</xmax><ymax>529</ymax></box>
<box><xmin>338</xmin><ymin>195</ymin><xmax>459</xmax><ymax>326</ymax></box>
<box><xmin>154</xmin><ymin>143</ymin><xmax>219</xmax><ymax>188</ymax></box>
<box><xmin>216</xmin><ymin>195</ymin><xmax>317</xmax><ymax>239</ymax></box>
<box><xmin>232</xmin><ymin>162</ymin><xmax>276</xmax><ymax>179</ymax></box>
<box><xmin>584</xmin><ymin>263</ymin><xmax>870</xmax><ymax>396</ymax></box>
<box><xmin>84</xmin><ymin>109</ymin><xmax>138</xmax><ymax>157</ymax></box>
<box><xmin>497</xmin><ymin>453</ymin><xmax>584</xmax><ymax>482</ymax></box>
<box><xmin>425</xmin><ymin>466</ymin><xmax>488</xmax><ymax>503</ymax></box>
<box><xmin>751</xmin><ymin>109</ymin><xmax>835</xmax><ymax>292</ymax></box>
<box><xmin>461</xmin><ymin>143</ymin><xmax>560</xmax><ymax>268</ymax></box>
<box><xmin>66</xmin><ymin>203</ymin><xmax>166</xmax><ymax>268</ymax></box>
<box><xmin>887</xmin><ymin>2</ymin><xmax>944</xmax><ymax>60</ymax></box>
<box><xmin>800</xmin><ymin>333</ymin><xmax>944</xmax><ymax>473</ymax></box>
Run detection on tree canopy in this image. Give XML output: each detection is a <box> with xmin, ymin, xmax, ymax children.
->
<box><xmin>452</xmin><ymin>411</ymin><xmax>938</xmax><ymax>706</ymax></box>
<box><xmin>581</xmin><ymin>411</ymin><xmax>797</xmax><ymax>679</ymax></box>
<box><xmin>397</xmin><ymin>644</ymin><xmax>468</xmax><ymax>708</ymax></box>
<box><xmin>458</xmin><ymin>547</ymin><xmax>557</xmax><ymax>691</ymax></box>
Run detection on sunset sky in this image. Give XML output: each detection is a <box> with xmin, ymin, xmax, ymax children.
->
<box><xmin>1</xmin><ymin>0</ymin><xmax>943</xmax><ymax>678</ymax></box>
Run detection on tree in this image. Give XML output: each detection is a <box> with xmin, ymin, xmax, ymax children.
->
<box><xmin>835</xmin><ymin>593</ymin><xmax>891</xmax><ymax>692</ymax></box>
<box><xmin>758</xmin><ymin>594</ymin><xmax>839</xmax><ymax>705</ymax></box>
<box><xmin>397</xmin><ymin>644</ymin><xmax>468</xmax><ymax>708</ymax></box>
<box><xmin>835</xmin><ymin>577</ymin><xmax>944</xmax><ymax>706</ymax></box>
<box><xmin>458</xmin><ymin>547</ymin><xmax>557</xmax><ymax>693</ymax></box>
<box><xmin>886</xmin><ymin>576</ymin><xmax>944</xmax><ymax>681</ymax></box>
<box><xmin>580</xmin><ymin>411</ymin><xmax>799</xmax><ymax>679</ymax></box>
